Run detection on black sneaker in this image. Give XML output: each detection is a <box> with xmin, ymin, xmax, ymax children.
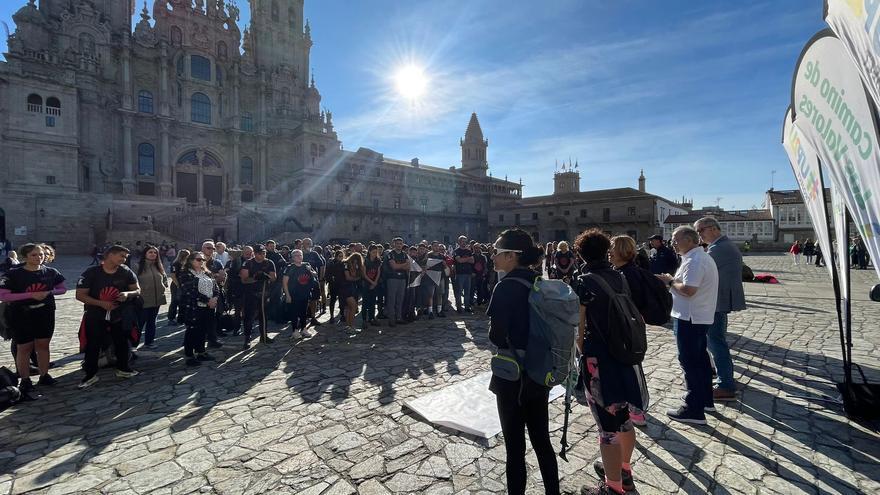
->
<box><xmin>666</xmin><ymin>406</ymin><xmax>707</xmax><ymax>425</ymax></box>
<box><xmin>185</xmin><ymin>357</ymin><xmax>201</xmax><ymax>367</ymax></box>
<box><xmin>37</xmin><ymin>374</ymin><xmax>58</xmax><ymax>387</ymax></box>
<box><xmin>428</xmin><ymin>312</ymin><xmax>435</xmax><ymax>320</ymax></box>
<box><xmin>593</xmin><ymin>460</ymin><xmax>635</xmax><ymax>492</ymax></box>
<box><xmin>196</xmin><ymin>353</ymin><xmax>216</xmax><ymax>362</ymax></box>
<box><xmin>18</xmin><ymin>378</ymin><xmax>37</xmax><ymax>400</ymax></box>
<box><xmin>207</xmin><ymin>341</ymin><xmax>223</xmax><ymax>349</ymax></box>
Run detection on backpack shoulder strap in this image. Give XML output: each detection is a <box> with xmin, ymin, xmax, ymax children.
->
<box><xmin>585</xmin><ymin>272</ymin><xmax>618</xmax><ymax>297</ymax></box>
<box><xmin>501</xmin><ymin>276</ymin><xmax>535</xmax><ymax>290</ymax></box>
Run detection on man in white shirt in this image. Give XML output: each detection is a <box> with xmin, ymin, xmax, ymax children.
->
<box><xmin>656</xmin><ymin>226</ymin><xmax>718</xmax><ymax>425</ymax></box>
<box><xmin>215</xmin><ymin>242</ymin><xmax>231</xmax><ymax>268</ymax></box>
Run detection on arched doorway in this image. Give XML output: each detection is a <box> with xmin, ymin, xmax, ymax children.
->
<box><xmin>550</xmin><ymin>218</ymin><xmax>569</xmax><ymax>242</ymax></box>
<box><xmin>175</xmin><ymin>149</ymin><xmax>224</xmax><ymax>205</ymax></box>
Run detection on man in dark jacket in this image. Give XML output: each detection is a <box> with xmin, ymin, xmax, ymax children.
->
<box><xmin>648</xmin><ymin>234</ymin><xmax>677</xmax><ymax>275</ymax></box>
<box><xmin>695</xmin><ymin>217</ymin><xmax>746</xmax><ymax>401</ymax></box>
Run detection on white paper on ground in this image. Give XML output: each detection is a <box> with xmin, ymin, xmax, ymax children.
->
<box><xmin>403</xmin><ymin>371</ymin><xmax>566</xmax><ymax>438</ymax></box>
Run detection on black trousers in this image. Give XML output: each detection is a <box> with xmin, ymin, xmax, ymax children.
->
<box><xmin>242</xmin><ymin>291</ymin><xmax>268</xmax><ymax>340</ymax></box>
<box><xmin>184</xmin><ymin>308</ymin><xmax>211</xmax><ymax>357</ymax></box>
<box><xmin>83</xmin><ymin>313</ymin><xmax>130</xmax><ymax>376</ymax></box>
<box><xmin>495</xmin><ymin>387</ymin><xmax>560</xmax><ymax>495</ymax></box>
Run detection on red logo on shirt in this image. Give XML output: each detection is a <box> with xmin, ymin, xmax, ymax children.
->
<box><xmin>99</xmin><ymin>287</ymin><xmax>120</xmax><ymax>301</ymax></box>
<box><xmin>26</xmin><ymin>283</ymin><xmax>48</xmax><ymax>292</ymax></box>
<box><xmin>297</xmin><ymin>273</ymin><xmax>311</xmax><ymax>285</ymax></box>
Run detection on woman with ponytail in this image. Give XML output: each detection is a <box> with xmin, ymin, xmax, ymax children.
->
<box><xmin>487</xmin><ymin>229</ymin><xmax>559</xmax><ymax>495</ymax></box>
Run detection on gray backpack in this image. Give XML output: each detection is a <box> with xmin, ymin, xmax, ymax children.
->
<box><xmin>506</xmin><ymin>277</ymin><xmax>580</xmax><ymax>387</ymax></box>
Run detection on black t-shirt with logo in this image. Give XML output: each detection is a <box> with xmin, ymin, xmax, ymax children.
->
<box><xmin>0</xmin><ymin>266</ymin><xmax>65</xmax><ymax>309</ymax></box>
<box><xmin>364</xmin><ymin>258</ymin><xmax>382</xmax><ymax>284</ymax></box>
<box><xmin>385</xmin><ymin>250</ymin><xmax>409</xmax><ymax>279</ymax></box>
<box><xmin>76</xmin><ymin>264</ymin><xmax>138</xmax><ymax>317</ymax></box>
<box><xmin>555</xmin><ymin>251</ymin><xmax>575</xmax><ymax>272</ymax></box>
<box><xmin>284</xmin><ymin>263</ymin><xmax>316</xmax><ymax>296</ymax></box>
<box><xmin>453</xmin><ymin>247</ymin><xmax>474</xmax><ymax>275</ymax></box>
<box><xmin>242</xmin><ymin>259</ymin><xmax>276</xmax><ymax>291</ymax></box>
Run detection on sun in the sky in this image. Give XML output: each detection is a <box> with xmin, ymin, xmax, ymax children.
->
<box><xmin>393</xmin><ymin>64</ymin><xmax>429</xmax><ymax>101</ymax></box>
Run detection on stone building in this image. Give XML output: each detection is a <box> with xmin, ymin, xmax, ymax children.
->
<box><xmin>765</xmin><ymin>188</ymin><xmax>832</xmax><ymax>244</ymax></box>
<box><xmin>663</xmin><ymin>207</ymin><xmax>775</xmax><ymax>244</ymax></box>
<box><xmin>488</xmin><ymin>165</ymin><xmax>689</xmax><ymax>243</ymax></box>
<box><xmin>0</xmin><ymin>0</ymin><xmax>521</xmax><ymax>251</ymax></box>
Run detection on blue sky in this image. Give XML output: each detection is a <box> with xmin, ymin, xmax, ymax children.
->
<box><xmin>1</xmin><ymin>1</ymin><xmax>826</xmax><ymax>210</ymax></box>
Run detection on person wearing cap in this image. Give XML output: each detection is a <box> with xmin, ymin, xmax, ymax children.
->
<box><xmin>239</xmin><ymin>245</ymin><xmax>276</xmax><ymax>348</ymax></box>
<box><xmin>648</xmin><ymin>234</ymin><xmax>678</xmax><ymax>275</ymax></box>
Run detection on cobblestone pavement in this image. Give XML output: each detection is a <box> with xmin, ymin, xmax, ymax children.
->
<box><xmin>0</xmin><ymin>255</ymin><xmax>878</xmax><ymax>494</ymax></box>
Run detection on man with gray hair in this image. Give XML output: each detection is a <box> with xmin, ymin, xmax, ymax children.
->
<box><xmin>656</xmin><ymin>226</ymin><xmax>718</xmax><ymax>425</ymax></box>
<box><xmin>694</xmin><ymin>216</ymin><xmax>746</xmax><ymax>401</ymax></box>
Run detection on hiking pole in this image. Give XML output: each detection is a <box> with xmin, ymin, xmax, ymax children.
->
<box><xmin>558</xmin><ymin>377</ymin><xmax>572</xmax><ymax>461</ymax></box>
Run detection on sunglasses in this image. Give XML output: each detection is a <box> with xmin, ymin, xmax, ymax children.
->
<box><xmin>493</xmin><ymin>247</ymin><xmax>522</xmax><ymax>255</ymax></box>
<box><xmin>194</xmin><ymin>258</ymin><xmax>206</xmax><ymax>261</ymax></box>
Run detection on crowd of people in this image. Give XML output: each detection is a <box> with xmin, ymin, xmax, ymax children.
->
<box><xmin>0</xmin><ymin>216</ymin><xmax>750</xmax><ymax>495</ymax></box>
<box><xmin>789</xmin><ymin>236</ymin><xmax>873</xmax><ymax>270</ymax></box>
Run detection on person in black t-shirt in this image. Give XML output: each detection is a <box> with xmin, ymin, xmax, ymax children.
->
<box><xmin>264</xmin><ymin>240</ymin><xmax>287</xmax><ymax>324</ymax></box>
<box><xmin>553</xmin><ymin>241</ymin><xmax>576</xmax><ymax>283</ymax></box>
<box><xmin>384</xmin><ymin>238</ymin><xmax>410</xmax><ymax>326</ymax></box>
<box><xmin>453</xmin><ymin>236</ymin><xmax>475</xmax><ymax>313</ymax></box>
<box><xmin>239</xmin><ymin>245</ymin><xmax>276</xmax><ymax>348</ymax></box>
<box><xmin>361</xmin><ymin>244</ymin><xmax>383</xmax><ymax>327</ymax></box>
<box><xmin>0</xmin><ymin>243</ymin><xmax>66</xmax><ymax>394</ymax></box>
<box><xmin>225</xmin><ymin>246</ymin><xmax>253</xmax><ymax>336</ymax></box>
<box><xmin>167</xmin><ymin>249</ymin><xmax>191</xmax><ymax>326</ymax></box>
<box><xmin>302</xmin><ymin>238</ymin><xmax>325</xmax><ymax>327</ymax></box>
<box><xmin>325</xmin><ymin>250</ymin><xmax>346</xmax><ymax>324</ymax></box>
<box><xmin>283</xmin><ymin>250</ymin><xmax>318</xmax><ymax>339</ymax></box>
<box><xmin>75</xmin><ymin>245</ymin><xmax>141</xmax><ymax>389</ymax></box>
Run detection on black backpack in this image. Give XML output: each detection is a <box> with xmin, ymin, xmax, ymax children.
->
<box><xmin>634</xmin><ymin>266</ymin><xmax>673</xmax><ymax>326</ymax></box>
<box><xmin>585</xmin><ymin>273</ymin><xmax>647</xmax><ymax>365</ymax></box>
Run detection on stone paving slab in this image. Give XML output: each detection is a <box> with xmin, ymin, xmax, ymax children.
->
<box><xmin>0</xmin><ymin>255</ymin><xmax>878</xmax><ymax>494</ymax></box>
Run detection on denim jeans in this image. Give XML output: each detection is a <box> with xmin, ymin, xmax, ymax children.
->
<box><xmin>707</xmin><ymin>311</ymin><xmax>735</xmax><ymax>391</ymax></box>
<box><xmin>454</xmin><ymin>274</ymin><xmax>473</xmax><ymax>310</ymax></box>
<box><xmin>386</xmin><ymin>278</ymin><xmax>407</xmax><ymax>321</ymax></box>
<box><xmin>673</xmin><ymin>318</ymin><xmax>714</xmax><ymax>411</ymax></box>
<box><xmin>138</xmin><ymin>306</ymin><xmax>161</xmax><ymax>346</ymax></box>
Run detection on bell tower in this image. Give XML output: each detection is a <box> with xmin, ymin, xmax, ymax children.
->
<box><xmin>249</xmin><ymin>0</ymin><xmax>310</xmax><ymax>84</ymax></box>
<box><xmin>553</xmin><ymin>161</ymin><xmax>580</xmax><ymax>195</ymax></box>
<box><xmin>460</xmin><ymin>112</ymin><xmax>488</xmax><ymax>177</ymax></box>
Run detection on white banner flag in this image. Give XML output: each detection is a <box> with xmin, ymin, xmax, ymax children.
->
<box><xmin>791</xmin><ymin>30</ymin><xmax>880</xmax><ymax>282</ymax></box>
<box><xmin>831</xmin><ymin>186</ymin><xmax>851</xmax><ymax>307</ymax></box>
<box><xmin>825</xmin><ymin>0</ymin><xmax>880</xmax><ymax>113</ymax></box>
<box><xmin>782</xmin><ymin>106</ymin><xmax>834</xmax><ymax>281</ymax></box>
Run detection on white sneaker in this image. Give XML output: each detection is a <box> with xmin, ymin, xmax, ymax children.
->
<box><xmin>78</xmin><ymin>375</ymin><xmax>99</xmax><ymax>389</ymax></box>
<box><xmin>115</xmin><ymin>369</ymin><xmax>140</xmax><ymax>379</ymax></box>
<box><xmin>302</xmin><ymin>328</ymin><xmax>315</xmax><ymax>338</ymax></box>
<box><xmin>292</xmin><ymin>330</ymin><xmax>303</xmax><ymax>339</ymax></box>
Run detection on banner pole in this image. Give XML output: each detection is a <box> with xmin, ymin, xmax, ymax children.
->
<box><xmin>818</xmin><ymin>162</ymin><xmax>850</xmax><ymax>388</ymax></box>
<box><xmin>844</xmin><ymin>209</ymin><xmax>853</xmax><ymax>385</ymax></box>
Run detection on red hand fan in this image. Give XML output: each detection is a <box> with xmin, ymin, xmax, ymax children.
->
<box><xmin>99</xmin><ymin>286</ymin><xmax>120</xmax><ymax>301</ymax></box>
<box><xmin>26</xmin><ymin>283</ymin><xmax>48</xmax><ymax>292</ymax></box>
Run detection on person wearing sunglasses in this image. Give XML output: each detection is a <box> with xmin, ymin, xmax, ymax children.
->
<box><xmin>487</xmin><ymin>228</ymin><xmax>559</xmax><ymax>495</ymax></box>
<box><xmin>177</xmin><ymin>251</ymin><xmax>220</xmax><ymax>366</ymax></box>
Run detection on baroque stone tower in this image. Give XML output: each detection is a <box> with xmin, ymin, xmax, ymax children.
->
<box><xmin>553</xmin><ymin>161</ymin><xmax>580</xmax><ymax>195</ymax></box>
<box><xmin>461</xmin><ymin>112</ymin><xmax>488</xmax><ymax>177</ymax></box>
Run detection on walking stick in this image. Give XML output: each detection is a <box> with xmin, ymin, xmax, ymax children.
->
<box><xmin>559</xmin><ymin>383</ymin><xmax>572</xmax><ymax>461</ymax></box>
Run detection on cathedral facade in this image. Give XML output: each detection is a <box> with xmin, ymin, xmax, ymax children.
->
<box><xmin>0</xmin><ymin>0</ymin><xmax>522</xmax><ymax>252</ymax></box>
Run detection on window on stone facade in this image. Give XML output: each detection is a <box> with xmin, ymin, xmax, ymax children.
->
<box><xmin>564</xmin><ymin>210</ymin><xmax>570</xmax><ymax>216</ymax></box>
<box><xmin>27</xmin><ymin>94</ymin><xmax>42</xmax><ymax>113</ymax></box>
<box><xmin>191</xmin><ymin>93</ymin><xmax>212</xmax><ymax>124</ymax></box>
<box><xmin>191</xmin><ymin>55</ymin><xmax>211</xmax><ymax>81</ymax></box>
<box><xmin>535</xmin><ymin>212</ymin><xmax>541</xmax><ymax>220</ymax></box>
<box><xmin>241</xmin><ymin>190</ymin><xmax>254</xmax><ymax>203</ymax></box>
<box><xmin>138</xmin><ymin>91</ymin><xmax>154</xmax><ymax>114</ymax></box>
<box><xmin>602</xmin><ymin>208</ymin><xmax>610</xmax><ymax>221</ymax></box>
<box><xmin>177</xmin><ymin>82</ymin><xmax>183</xmax><ymax>107</ymax></box>
<box><xmin>45</xmin><ymin>116</ymin><xmax>56</xmax><ymax>127</ymax></box>
<box><xmin>45</xmin><ymin>97</ymin><xmax>61</xmax><ymax>117</ymax></box>
<box><xmin>393</xmin><ymin>197</ymin><xmax>401</xmax><ymax>209</ymax></box>
<box><xmin>290</xmin><ymin>10</ymin><xmax>297</xmax><ymax>30</ymax></box>
<box><xmin>514</xmin><ymin>213</ymin><xmax>520</xmax><ymax>224</ymax></box>
<box><xmin>176</xmin><ymin>56</ymin><xmax>185</xmax><ymax>77</ymax></box>
<box><xmin>241</xmin><ymin>112</ymin><xmax>254</xmax><ymax>132</ymax></box>
<box><xmin>138</xmin><ymin>143</ymin><xmax>155</xmax><ymax>176</ymax></box>
<box><xmin>241</xmin><ymin>157</ymin><xmax>254</xmax><ymax>185</ymax></box>
<box><xmin>217</xmin><ymin>67</ymin><xmax>223</xmax><ymax>87</ymax></box>
<box><xmin>627</xmin><ymin>207</ymin><xmax>636</xmax><ymax>216</ymax></box>
<box><xmin>46</xmin><ymin>175</ymin><xmax>56</xmax><ymax>185</ymax></box>
<box><xmin>217</xmin><ymin>41</ymin><xmax>228</xmax><ymax>61</ymax></box>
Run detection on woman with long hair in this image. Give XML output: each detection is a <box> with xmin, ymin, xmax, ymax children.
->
<box><xmin>177</xmin><ymin>251</ymin><xmax>219</xmax><ymax>366</ymax></box>
<box><xmin>341</xmin><ymin>252</ymin><xmax>364</xmax><ymax>333</ymax></box>
<box><xmin>0</xmin><ymin>243</ymin><xmax>66</xmax><ymax>395</ymax></box>
<box><xmin>136</xmin><ymin>245</ymin><xmax>168</xmax><ymax>348</ymax></box>
<box><xmin>544</xmin><ymin>241</ymin><xmax>555</xmax><ymax>276</ymax></box>
<box><xmin>487</xmin><ymin>229</ymin><xmax>558</xmax><ymax>495</ymax></box>
<box><xmin>167</xmin><ymin>249</ymin><xmax>191</xmax><ymax>326</ymax></box>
